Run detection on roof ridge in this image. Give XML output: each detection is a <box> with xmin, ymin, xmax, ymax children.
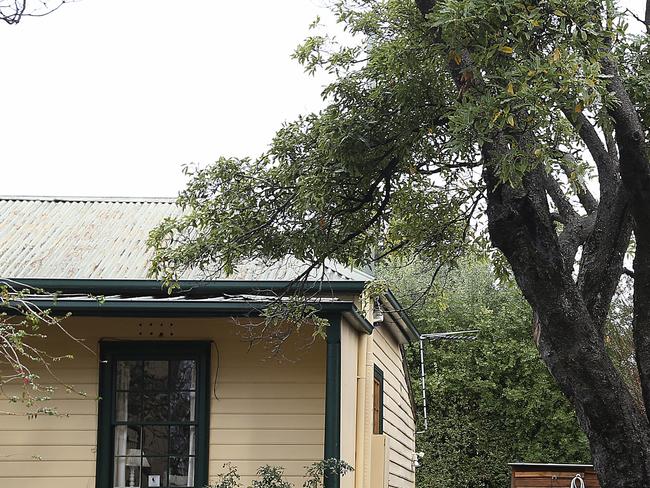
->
<box><xmin>0</xmin><ymin>195</ymin><xmax>177</xmax><ymax>203</ymax></box>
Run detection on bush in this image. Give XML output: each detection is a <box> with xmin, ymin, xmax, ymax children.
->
<box><xmin>207</xmin><ymin>459</ymin><xmax>353</xmax><ymax>488</ymax></box>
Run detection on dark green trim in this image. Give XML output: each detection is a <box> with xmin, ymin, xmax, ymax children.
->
<box><xmin>8</xmin><ymin>278</ymin><xmax>366</xmax><ymax>297</ymax></box>
<box><xmin>373</xmin><ymin>365</ymin><xmax>384</xmax><ymax>434</ymax></box>
<box><xmin>324</xmin><ymin>314</ymin><xmax>341</xmax><ymax>488</ymax></box>
<box><xmin>5</xmin><ymin>298</ymin><xmax>358</xmax><ymax>317</ymax></box>
<box><xmin>95</xmin><ymin>341</ymin><xmax>211</xmax><ymax>488</ymax></box>
<box><xmin>384</xmin><ymin>291</ymin><xmax>420</xmax><ymax>341</ymax></box>
<box><xmin>400</xmin><ymin>344</ymin><xmax>419</xmax><ymax>423</ymax></box>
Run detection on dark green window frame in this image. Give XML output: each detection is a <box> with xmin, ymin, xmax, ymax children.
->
<box><xmin>96</xmin><ymin>341</ymin><xmax>211</xmax><ymax>488</ymax></box>
<box><xmin>373</xmin><ymin>365</ymin><xmax>384</xmax><ymax>435</ymax></box>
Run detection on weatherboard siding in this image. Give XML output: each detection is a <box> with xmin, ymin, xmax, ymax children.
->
<box><xmin>340</xmin><ymin>318</ymin><xmax>359</xmax><ymax>488</ymax></box>
<box><xmin>0</xmin><ymin>317</ymin><xmax>326</xmax><ymax>488</ymax></box>
<box><xmin>373</xmin><ymin>326</ymin><xmax>416</xmax><ymax>488</ymax></box>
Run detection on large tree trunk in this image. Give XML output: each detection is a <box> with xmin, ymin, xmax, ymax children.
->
<box><xmin>484</xmin><ymin>164</ymin><xmax>650</xmax><ymax>487</ymax></box>
<box><xmin>411</xmin><ymin>1</ymin><xmax>650</xmax><ymax>485</ymax></box>
<box><xmin>603</xmin><ymin>61</ymin><xmax>650</xmax><ymax>422</ymax></box>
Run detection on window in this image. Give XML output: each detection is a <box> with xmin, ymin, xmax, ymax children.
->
<box><xmin>373</xmin><ymin>365</ymin><xmax>384</xmax><ymax>434</ymax></box>
<box><xmin>97</xmin><ymin>342</ymin><xmax>210</xmax><ymax>488</ymax></box>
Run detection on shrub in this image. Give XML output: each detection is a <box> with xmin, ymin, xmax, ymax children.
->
<box><xmin>207</xmin><ymin>459</ymin><xmax>353</xmax><ymax>488</ymax></box>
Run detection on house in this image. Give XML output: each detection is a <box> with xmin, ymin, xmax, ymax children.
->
<box><xmin>0</xmin><ymin>196</ymin><xmax>420</xmax><ymax>488</ymax></box>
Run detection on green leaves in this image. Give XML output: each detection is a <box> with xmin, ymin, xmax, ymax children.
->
<box><xmin>383</xmin><ymin>259</ymin><xmax>590</xmax><ymax>487</ymax></box>
<box><xmin>208</xmin><ymin>459</ymin><xmax>353</xmax><ymax>488</ymax></box>
<box><xmin>0</xmin><ymin>282</ymin><xmax>86</xmax><ymax>417</ymax></box>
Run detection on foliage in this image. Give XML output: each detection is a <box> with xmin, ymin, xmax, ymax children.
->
<box><xmin>208</xmin><ymin>463</ymin><xmax>241</xmax><ymax>488</ymax></box>
<box><xmin>384</xmin><ymin>259</ymin><xmax>591</xmax><ymax>487</ymax></box>
<box><xmin>604</xmin><ymin>276</ymin><xmax>643</xmax><ymax>410</ymax></box>
<box><xmin>148</xmin><ymin>0</ymin><xmax>650</xmax><ymax>481</ymax></box>
<box><xmin>302</xmin><ymin>459</ymin><xmax>354</xmax><ymax>488</ymax></box>
<box><xmin>250</xmin><ymin>466</ymin><xmax>292</xmax><ymax>488</ymax></box>
<box><xmin>148</xmin><ymin>1</ymin><xmax>645</xmax><ymax>283</ymax></box>
<box><xmin>207</xmin><ymin>460</ymin><xmax>353</xmax><ymax>488</ymax></box>
<box><xmin>0</xmin><ymin>280</ymin><xmax>85</xmax><ymax>417</ymax></box>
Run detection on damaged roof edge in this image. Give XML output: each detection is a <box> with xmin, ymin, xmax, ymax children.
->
<box><xmin>3</xmin><ymin>294</ymin><xmax>374</xmax><ymax>334</ymax></box>
<box><xmin>5</xmin><ymin>278</ymin><xmax>368</xmax><ymax>296</ymax></box>
<box><xmin>4</xmin><ymin>279</ymin><xmax>416</xmax><ymax>340</ymax></box>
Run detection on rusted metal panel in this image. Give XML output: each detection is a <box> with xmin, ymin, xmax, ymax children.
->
<box><xmin>0</xmin><ymin>196</ymin><xmax>372</xmax><ymax>282</ymax></box>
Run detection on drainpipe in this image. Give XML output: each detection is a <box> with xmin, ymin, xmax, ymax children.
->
<box><xmin>354</xmin><ymin>333</ymin><xmax>368</xmax><ymax>488</ymax></box>
<box><xmin>324</xmin><ymin>314</ymin><xmax>342</xmax><ymax>488</ymax></box>
<box><xmin>362</xmin><ymin>334</ymin><xmax>374</xmax><ymax>487</ymax></box>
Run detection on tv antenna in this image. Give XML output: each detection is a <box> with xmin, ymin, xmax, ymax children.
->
<box><xmin>416</xmin><ymin>330</ymin><xmax>479</xmax><ymax>434</ymax></box>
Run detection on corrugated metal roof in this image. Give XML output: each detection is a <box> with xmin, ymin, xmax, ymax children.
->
<box><xmin>0</xmin><ymin>196</ymin><xmax>373</xmax><ymax>282</ymax></box>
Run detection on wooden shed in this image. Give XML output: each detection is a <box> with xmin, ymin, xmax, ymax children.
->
<box><xmin>510</xmin><ymin>463</ymin><xmax>600</xmax><ymax>488</ymax></box>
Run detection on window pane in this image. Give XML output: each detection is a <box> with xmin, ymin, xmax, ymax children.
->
<box><xmin>170</xmin><ymin>360</ymin><xmax>196</xmax><ymax>391</ymax></box>
<box><xmin>143</xmin><ymin>393</ymin><xmax>170</xmax><ymax>422</ymax></box>
<box><xmin>114</xmin><ymin>456</ymin><xmax>140</xmax><ymax>488</ymax></box>
<box><xmin>143</xmin><ymin>426</ymin><xmax>169</xmax><ymax>457</ymax></box>
<box><xmin>170</xmin><ymin>392</ymin><xmax>195</xmax><ymax>422</ymax></box>
<box><xmin>107</xmin><ymin>347</ymin><xmax>205</xmax><ymax>488</ymax></box>
<box><xmin>144</xmin><ymin>361</ymin><xmax>169</xmax><ymax>390</ymax></box>
<box><xmin>145</xmin><ymin>457</ymin><xmax>168</xmax><ymax>488</ymax></box>
<box><xmin>169</xmin><ymin>426</ymin><xmax>195</xmax><ymax>456</ymax></box>
<box><xmin>116</xmin><ymin>392</ymin><xmax>142</xmax><ymax>422</ymax></box>
<box><xmin>117</xmin><ymin>361</ymin><xmax>143</xmax><ymax>391</ymax></box>
<box><xmin>169</xmin><ymin>457</ymin><xmax>194</xmax><ymax>487</ymax></box>
<box><xmin>114</xmin><ymin>425</ymin><xmax>141</xmax><ymax>456</ymax></box>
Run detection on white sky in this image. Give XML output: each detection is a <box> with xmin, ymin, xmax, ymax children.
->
<box><xmin>0</xmin><ymin>0</ymin><xmax>647</xmax><ymax>198</ymax></box>
<box><xmin>0</xmin><ymin>0</ymin><xmax>334</xmax><ymax>197</ymax></box>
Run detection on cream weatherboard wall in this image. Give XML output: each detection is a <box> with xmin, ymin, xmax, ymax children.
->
<box><xmin>339</xmin><ymin>318</ymin><xmax>359</xmax><ymax>488</ymax></box>
<box><xmin>372</xmin><ymin>326</ymin><xmax>417</xmax><ymax>488</ymax></box>
<box><xmin>338</xmin><ymin>316</ymin><xmax>417</xmax><ymax>488</ymax></box>
<box><xmin>0</xmin><ymin>317</ymin><xmax>326</xmax><ymax>488</ymax></box>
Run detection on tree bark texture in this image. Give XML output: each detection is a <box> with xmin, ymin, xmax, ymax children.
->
<box><xmin>411</xmin><ymin>2</ymin><xmax>650</xmax><ymax>486</ymax></box>
<box><xmin>484</xmin><ymin>163</ymin><xmax>650</xmax><ymax>487</ymax></box>
<box><xmin>603</xmin><ymin>60</ymin><xmax>650</xmax><ymax>423</ymax></box>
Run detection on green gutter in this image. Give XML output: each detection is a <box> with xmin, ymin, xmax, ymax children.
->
<box><xmin>345</xmin><ymin>307</ymin><xmax>374</xmax><ymax>334</ymax></box>
<box><xmin>7</xmin><ymin>278</ymin><xmax>366</xmax><ymax>297</ymax></box>
<box><xmin>3</xmin><ymin>298</ymin><xmax>374</xmax><ymax>337</ymax></box>
<box><xmin>324</xmin><ymin>314</ymin><xmax>341</xmax><ymax>488</ymax></box>
<box><xmin>4</xmin><ymin>298</ymin><xmax>362</xmax><ymax>318</ymax></box>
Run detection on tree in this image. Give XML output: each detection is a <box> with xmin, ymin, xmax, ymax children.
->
<box><xmin>386</xmin><ymin>259</ymin><xmax>590</xmax><ymax>487</ymax></box>
<box><xmin>1</xmin><ymin>1</ymin><xmax>76</xmax><ymax>415</ymax></box>
<box><xmin>0</xmin><ymin>0</ymin><xmax>67</xmax><ymax>25</ymax></box>
<box><xmin>148</xmin><ymin>1</ymin><xmax>650</xmax><ymax>485</ymax></box>
<box><xmin>0</xmin><ymin>280</ymin><xmax>84</xmax><ymax>417</ymax></box>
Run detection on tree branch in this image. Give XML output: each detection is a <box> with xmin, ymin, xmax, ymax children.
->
<box><xmin>602</xmin><ymin>57</ymin><xmax>650</xmax><ymax>419</ymax></box>
<box><xmin>557</xmin><ymin>157</ymin><xmax>598</xmax><ymax>215</ymax></box>
<box><xmin>543</xmin><ymin>172</ymin><xmax>578</xmax><ymax>223</ymax></box>
<box><xmin>562</xmin><ymin>111</ymin><xmax>631</xmax><ymax>333</ymax></box>
<box><xmin>564</xmin><ymin>111</ymin><xmax>618</xmax><ymax>200</ymax></box>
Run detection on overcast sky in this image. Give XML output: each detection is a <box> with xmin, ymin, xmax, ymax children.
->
<box><xmin>0</xmin><ymin>0</ymin><xmax>646</xmax><ymax>198</ymax></box>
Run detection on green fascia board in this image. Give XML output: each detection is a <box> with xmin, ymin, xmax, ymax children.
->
<box><xmin>345</xmin><ymin>307</ymin><xmax>374</xmax><ymax>334</ymax></box>
<box><xmin>7</xmin><ymin>278</ymin><xmax>367</xmax><ymax>297</ymax></box>
<box><xmin>384</xmin><ymin>290</ymin><xmax>420</xmax><ymax>341</ymax></box>
<box><xmin>3</xmin><ymin>298</ymin><xmax>374</xmax><ymax>334</ymax></box>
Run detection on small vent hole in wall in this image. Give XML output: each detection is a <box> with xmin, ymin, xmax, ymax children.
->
<box><xmin>136</xmin><ymin>322</ymin><xmax>175</xmax><ymax>337</ymax></box>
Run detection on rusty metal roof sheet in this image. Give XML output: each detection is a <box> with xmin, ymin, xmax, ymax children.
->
<box><xmin>0</xmin><ymin>196</ymin><xmax>373</xmax><ymax>282</ymax></box>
